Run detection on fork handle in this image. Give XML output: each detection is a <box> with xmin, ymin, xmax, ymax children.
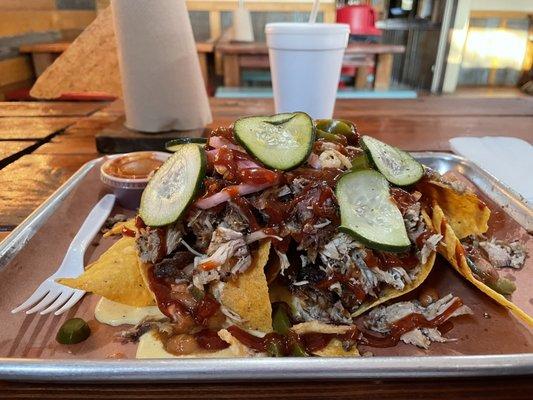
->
<box><xmin>68</xmin><ymin>194</ymin><xmax>116</xmax><ymax>254</ymax></box>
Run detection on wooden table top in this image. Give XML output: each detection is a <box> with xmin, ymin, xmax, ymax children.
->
<box><xmin>0</xmin><ymin>97</ymin><xmax>531</xmax><ymax>397</ymax></box>
<box><xmin>216</xmin><ymin>41</ymin><xmax>406</xmax><ymax>55</ymax></box>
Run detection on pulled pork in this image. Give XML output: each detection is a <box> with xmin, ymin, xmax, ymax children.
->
<box><xmin>136</xmin><ymin>221</ymin><xmax>184</xmax><ymax>264</ymax></box>
<box><xmin>479</xmin><ymin>239</ymin><xmax>526</xmax><ymax>269</ymax></box>
<box><xmin>364</xmin><ymin>294</ymin><xmax>473</xmax><ymax>349</ymax></box>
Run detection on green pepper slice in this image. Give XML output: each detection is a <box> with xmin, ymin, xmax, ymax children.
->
<box><xmin>291</xmin><ymin>342</ymin><xmax>309</xmax><ymax>357</ymax></box>
<box><xmin>315</xmin><ymin>119</ymin><xmax>358</xmax><ymax>145</ymax></box>
<box><xmin>272</xmin><ymin>304</ymin><xmax>292</xmax><ymax>335</ymax></box>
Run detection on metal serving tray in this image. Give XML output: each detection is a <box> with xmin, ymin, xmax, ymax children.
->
<box><xmin>0</xmin><ymin>152</ymin><xmax>531</xmax><ymax>382</ymax></box>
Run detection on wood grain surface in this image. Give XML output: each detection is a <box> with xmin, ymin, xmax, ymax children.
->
<box><xmin>33</xmin><ymin>136</ymin><xmax>98</xmax><ymax>155</ymax></box>
<box><xmin>0</xmin><ymin>140</ymin><xmax>38</xmax><ymax>163</ymax></box>
<box><xmin>0</xmin><ymin>98</ymin><xmax>531</xmax><ymax>396</ymax></box>
<box><xmin>0</xmin><ymin>101</ymin><xmax>105</xmax><ymax>117</ymax></box>
<box><xmin>0</xmin><ymin>231</ymin><xmax>10</xmax><ymax>243</ymax></box>
<box><xmin>0</xmin><ymin>153</ymin><xmax>95</xmax><ymax>226</ymax></box>
<box><xmin>0</xmin><ymin>117</ymin><xmax>79</xmax><ymax>139</ymax></box>
<box><xmin>207</xmin><ymin>97</ymin><xmax>533</xmax><ymax>117</ymax></box>
<box><xmin>0</xmin><ymin>377</ymin><xmax>532</xmax><ymax>399</ymax></box>
<box><xmin>216</xmin><ymin>41</ymin><xmax>406</xmax><ymax>55</ymax></box>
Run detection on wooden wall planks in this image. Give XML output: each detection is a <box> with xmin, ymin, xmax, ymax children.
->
<box><xmin>0</xmin><ymin>0</ymin><xmax>56</xmax><ymax>11</ymax></box>
<box><xmin>0</xmin><ymin>57</ymin><xmax>34</xmax><ymax>87</ymax></box>
<box><xmin>0</xmin><ymin>10</ymin><xmax>95</xmax><ymax>37</ymax></box>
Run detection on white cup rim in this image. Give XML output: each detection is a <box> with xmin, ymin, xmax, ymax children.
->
<box><xmin>265</xmin><ymin>22</ymin><xmax>349</xmax><ymax>35</ymax></box>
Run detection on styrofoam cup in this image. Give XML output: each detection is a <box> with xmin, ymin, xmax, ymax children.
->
<box><xmin>266</xmin><ymin>23</ymin><xmax>349</xmax><ymax>119</ymax></box>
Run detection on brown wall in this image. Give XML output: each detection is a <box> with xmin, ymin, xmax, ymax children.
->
<box><xmin>0</xmin><ymin>0</ymin><xmax>96</xmax><ymax>98</ymax></box>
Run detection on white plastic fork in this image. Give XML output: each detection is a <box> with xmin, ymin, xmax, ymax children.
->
<box><xmin>11</xmin><ymin>194</ymin><xmax>116</xmax><ymax>316</ymax></box>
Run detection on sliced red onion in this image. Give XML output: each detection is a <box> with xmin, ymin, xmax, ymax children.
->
<box><xmin>206</xmin><ymin>149</ymin><xmax>218</xmax><ymax>164</ymax></box>
<box><xmin>245</xmin><ymin>230</ymin><xmax>282</xmax><ymax>244</ymax></box>
<box><xmin>307</xmin><ymin>153</ymin><xmax>321</xmax><ymax>169</ymax></box>
<box><xmin>237</xmin><ymin>160</ymin><xmax>261</xmax><ymax>169</ymax></box>
<box><xmin>195</xmin><ymin>191</ymin><xmax>231</xmax><ymax>209</ymax></box>
<box><xmin>209</xmin><ymin>136</ymin><xmax>245</xmax><ymax>152</ymax></box>
<box><xmin>195</xmin><ymin>182</ymin><xmax>274</xmax><ymax>209</ymax></box>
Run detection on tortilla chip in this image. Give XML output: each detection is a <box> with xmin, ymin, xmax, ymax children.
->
<box><xmin>103</xmin><ymin>218</ymin><xmax>136</xmax><ymax>238</ymax></box>
<box><xmin>431</xmin><ymin>204</ymin><xmax>533</xmax><ymax>326</ymax></box>
<box><xmin>58</xmin><ymin>237</ymin><xmax>154</xmax><ymax>307</ymax></box>
<box><xmin>314</xmin><ymin>339</ymin><xmax>360</xmax><ymax>357</ymax></box>
<box><xmin>417</xmin><ymin>180</ymin><xmax>490</xmax><ymax>239</ymax></box>
<box><xmin>292</xmin><ymin>321</ymin><xmax>360</xmax><ymax>357</ymax></box>
<box><xmin>352</xmin><ymin>209</ymin><xmax>436</xmax><ymax>317</ymax></box>
<box><xmin>221</xmin><ymin>241</ymin><xmax>273</xmax><ymax>332</ymax></box>
<box><xmin>30</xmin><ymin>7</ymin><xmax>122</xmax><ymax>99</ymax></box>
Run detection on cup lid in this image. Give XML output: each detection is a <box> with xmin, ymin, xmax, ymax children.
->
<box><xmin>265</xmin><ymin>22</ymin><xmax>349</xmax><ymax>35</ymax></box>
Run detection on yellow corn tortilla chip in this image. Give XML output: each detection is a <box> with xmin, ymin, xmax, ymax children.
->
<box><xmin>221</xmin><ymin>240</ymin><xmax>273</xmax><ymax>332</ymax></box>
<box><xmin>430</xmin><ymin>204</ymin><xmax>533</xmax><ymax>326</ymax></box>
<box><xmin>103</xmin><ymin>218</ymin><xmax>136</xmax><ymax>238</ymax></box>
<box><xmin>58</xmin><ymin>237</ymin><xmax>154</xmax><ymax>307</ymax></box>
<box><xmin>417</xmin><ymin>180</ymin><xmax>490</xmax><ymax>239</ymax></box>
<box><xmin>30</xmin><ymin>7</ymin><xmax>122</xmax><ymax>99</ymax></box>
<box><xmin>352</xmin><ymin>209</ymin><xmax>436</xmax><ymax>317</ymax></box>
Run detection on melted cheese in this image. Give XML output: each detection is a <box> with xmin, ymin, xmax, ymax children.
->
<box><xmin>95</xmin><ymin>297</ymin><xmax>165</xmax><ymax>326</ymax></box>
<box><xmin>136</xmin><ymin>331</ymin><xmax>177</xmax><ymax>359</ymax></box>
<box><xmin>135</xmin><ymin>330</ymin><xmax>257</xmax><ymax>359</ymax></box>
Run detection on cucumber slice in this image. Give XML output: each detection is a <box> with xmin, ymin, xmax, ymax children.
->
<box><xmin>360</xmin><ymin>136</ymin><xmax>423</xmax><ymax>186</ymax></box>
<box><xmin>165</xmin><ymin>138</ymin><xmax>206</xmax><ymax>152</ymax></box>
<box><xmin>233</xmin><ymin>112</ymin><xmax>314</xmax><ymax>170</ymax></box>
<box><xmin>336</xmin><ymin>169</ymin><xmax>411</xmax><ymax>252</ymax></box>
<box><xmin>140</xmin><ymin>143</ymin><xmax>206</xmax><ymax>227</ymax></box>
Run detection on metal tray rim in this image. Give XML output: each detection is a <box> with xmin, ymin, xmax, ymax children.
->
<box><xmin>0</xmin><ymin>354</ymin><xmax>532</xmax><ymax>382</ymax></box>
<box><xmin>0</xmin><ymin>152</ymin><xmax>531</xmax><ymax>381</ymax></box>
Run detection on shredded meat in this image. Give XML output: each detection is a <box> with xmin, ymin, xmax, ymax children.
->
<box><xmin>153</xmin><ymin>251</ymin><xmax>195</xmax><ymax>280</ymax></box>
<box><xmin>102</xmin><ymin>213</ymin><xmax>128</xmax><ymax>231</ymax></box>
<box><xmin>479</xmin><ymin>239</ymin><xmax>526</xmax><ymax>269</ymax></box>
<box><xmin>364</xmin><ymin>294</ymin><xmax>473</xmax><ymax>349</ymax></box>
<box><xmin>116</xmin><ymin>318</ymin><xmax>172</xmax><ymax>343</ymax></box>
<box><xmin>186</xmin><ymin>209</ymin><xmax>218</xmax><ymax>250</ymax></box>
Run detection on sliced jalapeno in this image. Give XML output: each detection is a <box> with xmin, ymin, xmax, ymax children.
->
<box><xmin>291</xmin><ymin>342</ymin><xmax>309</xmax><ymax>357</ymax></box>
<box><xmin>272</xmin><ymin>304</ymin><xmax>291</xmax><ymax>335</ymax></box>
<box><xmin>56</xmin><ymin>318</ymin><xmax>91</xmax><ymax>345</ymax></box>
<box><xmin>315</xmin><ymin>119</ymin><xmax>359</xmax><ymax>145</ymax></box>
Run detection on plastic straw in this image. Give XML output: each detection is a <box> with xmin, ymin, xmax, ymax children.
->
<box><xmin>308</xmin><ymin>0</ymin><xmax>320</xmax><ymax>23</ymax></box>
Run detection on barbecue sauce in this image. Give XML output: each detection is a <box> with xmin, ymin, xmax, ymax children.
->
<box><xmin>227</xmin><ymin>299</ymin><xmax>464</xmax><ymax>354</ymax></box>
<box><xmin>390</xmin><ymin>187</ymin><xmax>417</xmax><ymax>215</ymax></box>
<box><xmin>227</xmin><ymin>325</ymin><xmax>359</xmax><ymax>355</ymax></box>
<box><xmin>103</xmin><ymin>152</ymin><xmax>163</xmax><ymax>179</ymax></box>
<box><xmin>121</xmin><ymin>227</ymin><xmax>136</xmax><ymax>237</ymax></box>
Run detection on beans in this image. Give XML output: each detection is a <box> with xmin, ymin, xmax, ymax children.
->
<box><xmin>206</xmin><ymin>309</ymin><xmax>226</xmax><ymax>330</ymax></box>
<box><xmin>418</xmin><ymin>287</ymin><xmax>439</xmax><ymax>307</ymax></box>
<box><xmin>164</xmin><ymin>334</ymin><xmax>200</xmax><ymax>356</ymax></box>
<box><xmin>170</xmin><ymin>309</ymin><xmax>196</xmax><ymax>334</ymax></box>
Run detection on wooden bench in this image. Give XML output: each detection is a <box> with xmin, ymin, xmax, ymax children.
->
<box><xmin>19</xmin><ymin>41</ymin><xmax>216</xmax><ymax>90</ymax></box>
<box><xmin>216</xmin><ymin>41</ymin><xmax>405</xmax><ymax>90</ymax></box>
